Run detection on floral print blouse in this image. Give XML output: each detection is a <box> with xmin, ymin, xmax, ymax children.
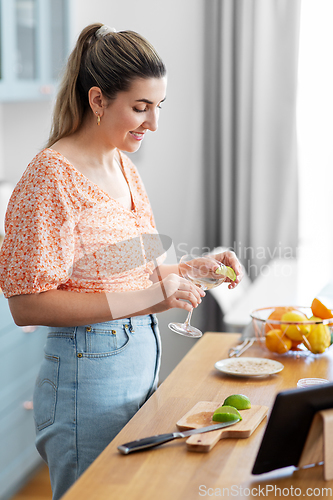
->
<box><xmin>0</xmin><ymin>149</ymin><xmax>164</xmax><ymax>298</ymax></box>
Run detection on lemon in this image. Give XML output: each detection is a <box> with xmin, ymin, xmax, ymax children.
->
<box><xmin>280</xmin><ymin>310</ymin><xmax>311</xmax><ymax>341</ymax></box>
<box><xmin>215</xmin><ymin>266</ymin><xmax>236</xmax><ymax>281</ymax></box>
<box><xmin>222</xmin><ymin>394</ymin><xmax>251</xmax><ymax>410</ymax></box>
<box><xmin>212</xmin><ymin>405</ymin><xmax>242</xmax><ymax>422</ymax></box>
<box><xmin>303</xmin><ymin>316</ymin><xmax>331</xmax><ymax>354</ymax></box>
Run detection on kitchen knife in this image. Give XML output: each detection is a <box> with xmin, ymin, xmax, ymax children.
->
<box><xmin>117</xmin><ymin>419</ymin><xmax>240</xmax><ymax>454</ymax></box>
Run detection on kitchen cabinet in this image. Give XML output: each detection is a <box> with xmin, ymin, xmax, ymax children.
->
<box><xmin>0</xmin><ymin>294</ymin><xmax>48</xmax><ymax>500</ymax></box>
<box><xmin>0</xmin><ymin>0</ymin><xmax>71</xmax><ymax>102</ymax></box>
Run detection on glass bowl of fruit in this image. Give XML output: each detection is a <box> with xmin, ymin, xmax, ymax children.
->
<box><xmin>250</xmin><ymin>299</ymin><xmax>333</xmax><ymax>356</ymax></box>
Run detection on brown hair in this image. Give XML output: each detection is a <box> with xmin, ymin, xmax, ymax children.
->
<box><xmin>46</xmin><ymin>23</ymin><xmax>166</xmax><ymax>148</ymax></box>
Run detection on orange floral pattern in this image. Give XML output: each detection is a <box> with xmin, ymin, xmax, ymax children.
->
<box><xmin>0</xmin><ymin>149</ymin><xmax>164</xmax><ymax>298</ymax></box>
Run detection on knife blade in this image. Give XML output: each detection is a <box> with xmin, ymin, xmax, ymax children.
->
<box><xmin>117</xmin><ymin>418</ymin><xmax>240</xmax><ymax>454</ymax></box>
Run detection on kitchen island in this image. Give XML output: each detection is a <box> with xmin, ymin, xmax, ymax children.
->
<box><xmin>62</xmin><ymin>332</ymin><xmax>333</xmax><ymax>500</ymax></box>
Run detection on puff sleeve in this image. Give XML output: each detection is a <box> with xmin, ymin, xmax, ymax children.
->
<box><xmin>0</xmin><ymin>158</ymin><xmax>79</xmax><ymax>298</ymax></box>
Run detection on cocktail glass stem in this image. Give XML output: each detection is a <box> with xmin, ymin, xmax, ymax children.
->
<box><xmin>183</xmin><ymin>309</ymin><xmax>193</xmax><ymax>327</ymax></box>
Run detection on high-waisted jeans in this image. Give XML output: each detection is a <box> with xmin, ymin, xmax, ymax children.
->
<box><xmin>33</xmin><ymin>315</ymin><xmax>161</xmax><ymax>500</ymax></box>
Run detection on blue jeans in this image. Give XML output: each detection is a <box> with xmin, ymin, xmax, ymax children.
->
<box><xmin>33</xmin><ymin>315</ymin><xmax>161</xmax><ymax>500</ymax></box>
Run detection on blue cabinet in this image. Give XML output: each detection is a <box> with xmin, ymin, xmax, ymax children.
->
<box><xmin>0</xmin><ymin>294</ymin><xmax>48</xmax><ymax>500</ymax></box>
<box><xmin>0</xmin><ymin>0</ymin><xmax>71</xmax><ymax>102</ymax></box>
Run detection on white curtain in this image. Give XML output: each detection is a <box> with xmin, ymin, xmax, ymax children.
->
<box><xmin>297</xmin><ymin>0</ymin><xmax>333</xmax><ymax>287</ymax></box>
<box><xmin>203</xmin><ymin>0</ymin><xmax>301</xmax><ymax>281</ymax></box>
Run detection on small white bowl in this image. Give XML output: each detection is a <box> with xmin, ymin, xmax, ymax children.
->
<box><xmin>297</xmin><ymin>378</ymin><xmax>329</xmax><ymax>388</ymax></box>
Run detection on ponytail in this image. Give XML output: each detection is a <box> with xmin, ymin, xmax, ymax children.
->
<box><xmin>46</xmin><ymin>23</ymin><xmax>166</xmax><ymax>148</ymax></box>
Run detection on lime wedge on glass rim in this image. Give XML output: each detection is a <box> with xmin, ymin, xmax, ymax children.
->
<box><xmin>212</xmin><ymin>405</ymin><xmax>242</xmax><ymax>422</ymax></box>
<box><xmin>215</xmin><ymin>265</ymin><xmax>237</xmax><ymax>281</ymax></box>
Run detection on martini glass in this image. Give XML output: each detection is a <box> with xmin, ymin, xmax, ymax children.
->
<box><xmin>168</xmin><ymin>254</ymin><xmax>229</xmax><ymax>338</ymax></box>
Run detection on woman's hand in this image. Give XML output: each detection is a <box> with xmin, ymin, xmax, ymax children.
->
<box><xmin>211</xmin><ymin>250</ymin><xmax>244</xmax><ymax>289</ymax></box>
<box><xmin>148</xmin><ymin>273</ymin><xmax>205</xmax><ymax>314</ymax></box>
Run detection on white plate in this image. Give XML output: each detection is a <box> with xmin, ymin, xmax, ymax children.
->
<box><xmin>214</xmin><ymin>357</ymin><xmax>284</xmax><ymax>377</ymax></box>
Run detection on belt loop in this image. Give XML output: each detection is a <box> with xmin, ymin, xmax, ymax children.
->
<box><xmin>151</xmin><ymin>314</ymin><xmax>157</xmax><ymax>325</ymax></box>
<box><xmin>129</xmin><ymin>317</ymin><xmax>135</xmax><ymax>333</ymax></box>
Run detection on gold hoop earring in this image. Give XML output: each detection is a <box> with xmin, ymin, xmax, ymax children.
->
<box><xmin>97</xmin><ymin>115</ymin><xmax>101</xmax><ymax>126</ymax></box>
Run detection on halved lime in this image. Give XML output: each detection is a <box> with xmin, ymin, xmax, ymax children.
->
<box><xmin>215</xmin><ymin>266</ymin><xmax>237</xmax><ymax>281</ymax></box>
<box><xmin>222</xmin><ymin>394</ymin><xmax>251</xmax><ymax>410</ymax></box>
<box><xmin>212</xmin><ymin>405</ymin><xmax>242</xmax><ymax>422</ymax></box>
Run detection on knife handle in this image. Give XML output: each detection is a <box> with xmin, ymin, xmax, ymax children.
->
<box><xmin>118</xmin><ymin>433</ymin><xmax>177</xmax><ymax>454</ymax></box>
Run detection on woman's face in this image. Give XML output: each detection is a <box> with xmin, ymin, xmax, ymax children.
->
<box><xmin>100</xmin><ymin>76</ymin><xmax>167</xmax><ymax>153</ymax></box>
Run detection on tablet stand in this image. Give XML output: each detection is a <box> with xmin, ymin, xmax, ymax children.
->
<box><xmin>298</xmin><ymin>408</ymin><xmax>333</xmax><ymax>480</ymax></box>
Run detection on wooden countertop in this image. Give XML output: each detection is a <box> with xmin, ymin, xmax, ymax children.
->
<box><xmin>62</xmin><ymin>333</ymin><xmax>333</xmax><ymax>500</ymax></box>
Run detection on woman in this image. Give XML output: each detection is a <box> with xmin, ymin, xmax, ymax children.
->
<box><xmin>0</xmin><ymin>24</ymin><xmax>242</xmax><ymax>499</ymax></box>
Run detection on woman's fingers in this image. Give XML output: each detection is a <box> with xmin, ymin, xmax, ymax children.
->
<box><xmin>175</xmin><ymin>279</ymin><xmax>204</xmax><ymax>309</ymax></box>
<box><xmin>149</xmin><ymin>274</ymin><xmax>207</xmax><ymax>315</ymax></box>
<box><xmin>213</xmin><ymin>250</ymin><xmax>244</xmax><ymax>287</ymax></box>
<box><xmin>177</xmin><ymin>290</ymin><xmax>202</xmax><ymax>308</ymax></box>
<box><xmin>162</xmin><ymin>274</ymin><xmax>205</xmax><ymax>310</ymax></box>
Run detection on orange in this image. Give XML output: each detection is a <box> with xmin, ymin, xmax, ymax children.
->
<box><xmin>265</xmin><ymin>329</ymin><xmax>292</xmax><ymax>354</ymax></box>
<box><xmin>311</xmin><ymin>298</ymin><xmax>333</xmax><ymax>320</ymax></box>
<box><xmin>265</xmin><ymin>306</ymin><xmax>295</xmax><ymax>333</ymax></box>
<box><xmin>290</xmin><ymin>339</ymin><xmax>302</xmax><ymax>351</ymax></box>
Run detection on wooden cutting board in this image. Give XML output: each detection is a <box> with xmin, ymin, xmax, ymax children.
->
<box><xmin>176</xmin><ymin>401</ymin><xmax>268</xmax><ymax>452</ymax></box>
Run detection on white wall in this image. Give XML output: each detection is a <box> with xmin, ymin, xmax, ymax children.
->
<box><xmin>1</xmin><ymin>100</ymin><xmax>53</xmax><ymax>184</ymax></box>
<box><xmin>0</xmin><ymin>105</ymin><xmax>3</xmax><ymax>178</ymax></box>
<box><xmin>0</xmin><ymin>0</ymin><xmax>206</xmax><ymax>381</ymax></box>
<box><xmin>0</xmin><ymin>109</ymin><xmax>3</xmax><ymax>179</ymax></box>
